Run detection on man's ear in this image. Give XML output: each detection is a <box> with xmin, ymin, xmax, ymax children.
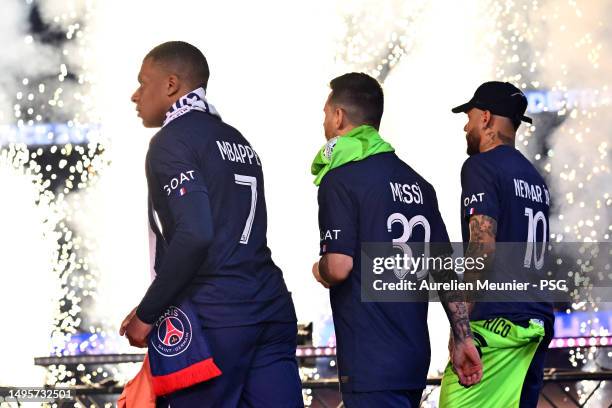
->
<box><xmin>334</xmin><ymin>106</ymin><xmax>344</xmax><ymax>132</ymax></box>
<box><xmin>481</xmin><ymin>110</ymin><xmax>492</xmax><ymax>128</ymax></box>
<box><xmin>166</xmin><ymin>74</ymin><xmax>180</xmax><ymax>97</ymax></box>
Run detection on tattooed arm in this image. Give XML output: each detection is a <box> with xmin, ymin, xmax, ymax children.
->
<box><xmin>430</xmin><ymin>253</ymin><xmax>484</xmax><ymax>386</ymax></box>
<box><xmin>430</xmin><ymin>263</ymin><xmax>473</xmax><ymax>343</ymax></box>
<box><xmin>464</xmin><ymin>214</ymin><xmax>497</xmax><ymax>311</ymax></box>
<box><xmin>442</xmin><ymin>292</ymin><xmax>473</xmax><ymax>343</ymax></box>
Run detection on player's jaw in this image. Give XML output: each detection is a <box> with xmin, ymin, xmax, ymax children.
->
<box><xmin>465</xmin><ymin>129</ymin><xmax>480</xmax><ymax>156</ymax></box>
<box><xmin>463</xmin><ymin>110</ymin><xmax>481</xmax><ymax>156</ymax></box>
<box><xmin>322</xmin><ymin>98</ymin><xmax>337</xmax><ymax>140</ymax></box>
<box><xmin>323</xmin><ymin>119</ymin><xmax>335</xmax><ymax>140</ymax></box>
<box><xmin>132</xmin><ymin>87</ymin><xmax>167</xmax><ymax>128</ymax></box>
<box><xmin>137</xmin><ymin>102</ymin><xmax>166</xmax><ymax>128</ymax></box>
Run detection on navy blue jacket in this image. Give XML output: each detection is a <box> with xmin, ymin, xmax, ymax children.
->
<box><xmin>318</xmin><ymin>152</ymin><xmax>451</xmax><ymax>392</ymax></box>
<box><xmin>137</xmin><ymin>110</ymin><xmax>295</xmax><ymax>327</ymax></box>
<box><xmin>460</xmin><ymin>145</ymin><xmax>554</xmax><ymax>325</ymax></box>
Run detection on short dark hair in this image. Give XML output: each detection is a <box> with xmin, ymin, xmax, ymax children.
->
<box><xmin>329</xmin><ymin>73</ymin><xmax>384</xmax><ymax>129</ymax></box>
<box><xmin>145</xmin><ymin>41</ymin><xmax>210</xmax><ymax>89</ymax></box>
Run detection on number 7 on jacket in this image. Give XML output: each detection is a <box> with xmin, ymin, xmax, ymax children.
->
<box><xmin>234</xmin><ymin>174</ymin><xmax>258</xmax><ymax>244</ymax></box>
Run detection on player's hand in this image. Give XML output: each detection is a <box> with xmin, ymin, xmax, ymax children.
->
<box><xmin>312</xmin><ymin>261</ymin><xmax>330</xmax><ymax>288</ymax></box>
<box><xmin>125</xmin><ymin>313</ymin><xmax>153</xmax><ymax>348</ymax></box>
<box><xmin>119</xmin><ymin>307</ymin><xmax>137</xmax><ymax>336</ymax></box>
<box><xmin>451</xmin><ymin>337</ymin><xmax>483</xmax><ymax>387</ymax></box>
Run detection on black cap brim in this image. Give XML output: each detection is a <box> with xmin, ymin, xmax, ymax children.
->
<box><xmin>451</xmin><ymin>102</ymin><xmax>473</xmax><ymax>113</ymax></box>
<box><xmin>453</xmin><ymin>102</ymin><xmax>534</xmax><ymax>125</ymax></box>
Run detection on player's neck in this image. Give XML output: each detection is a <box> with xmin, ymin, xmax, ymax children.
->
<box><xmin>479</xmin><ymin>129</ymin><xmax>515</xmax><ymax>153</ymax></box>
<box><xmin>166</xmin><ymin>85</ymin><xmax>199</xmax><ymax>112</ymax></box>
<box><xmin>335</xmin><ymin>124</ymin><xmax>357</xmax><ymax>138</ymax></box>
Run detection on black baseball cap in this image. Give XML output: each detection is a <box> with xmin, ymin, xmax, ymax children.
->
<box><xmin>452</xmin><ymin>81</ymin><xmax>533</xmax><ymax>124</ymax></box>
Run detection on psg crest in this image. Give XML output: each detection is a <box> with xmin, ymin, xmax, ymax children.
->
<box><xmin>151</xmin><ymin>306</ymin><xmax>193</xmax><ymax>357</ymax></box>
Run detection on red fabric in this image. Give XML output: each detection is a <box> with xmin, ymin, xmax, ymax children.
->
<box><xmin>117</xmin><ymin>354</ymin><xmax>156</xmax><ymax>408</ymax></box>
<box><xmin>151</xmin><ymin>357</ymin><xmax>222</xmax><ymax>396</ymax></box>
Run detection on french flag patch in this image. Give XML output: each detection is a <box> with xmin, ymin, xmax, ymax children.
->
<box><xmin>179</xmin><ymin>187</ymin><xmax>187</xmax><ymax>196</ymax></box>
<box><xmin>468</xmin><ymin>207</ymin><xmax>476</xmax><ymax>216</ymax></box>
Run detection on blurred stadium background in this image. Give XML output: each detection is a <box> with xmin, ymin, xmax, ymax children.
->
<box><xmin>0</xmin><ymin>0</ymin><xmax>610</xmax><ymax>406</ymax></box>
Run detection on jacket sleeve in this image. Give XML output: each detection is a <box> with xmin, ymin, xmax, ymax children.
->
<box><xmin>136</xmin><ymin>141</ymin><xmax>214</xmax><ymax>324</ymax></box>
